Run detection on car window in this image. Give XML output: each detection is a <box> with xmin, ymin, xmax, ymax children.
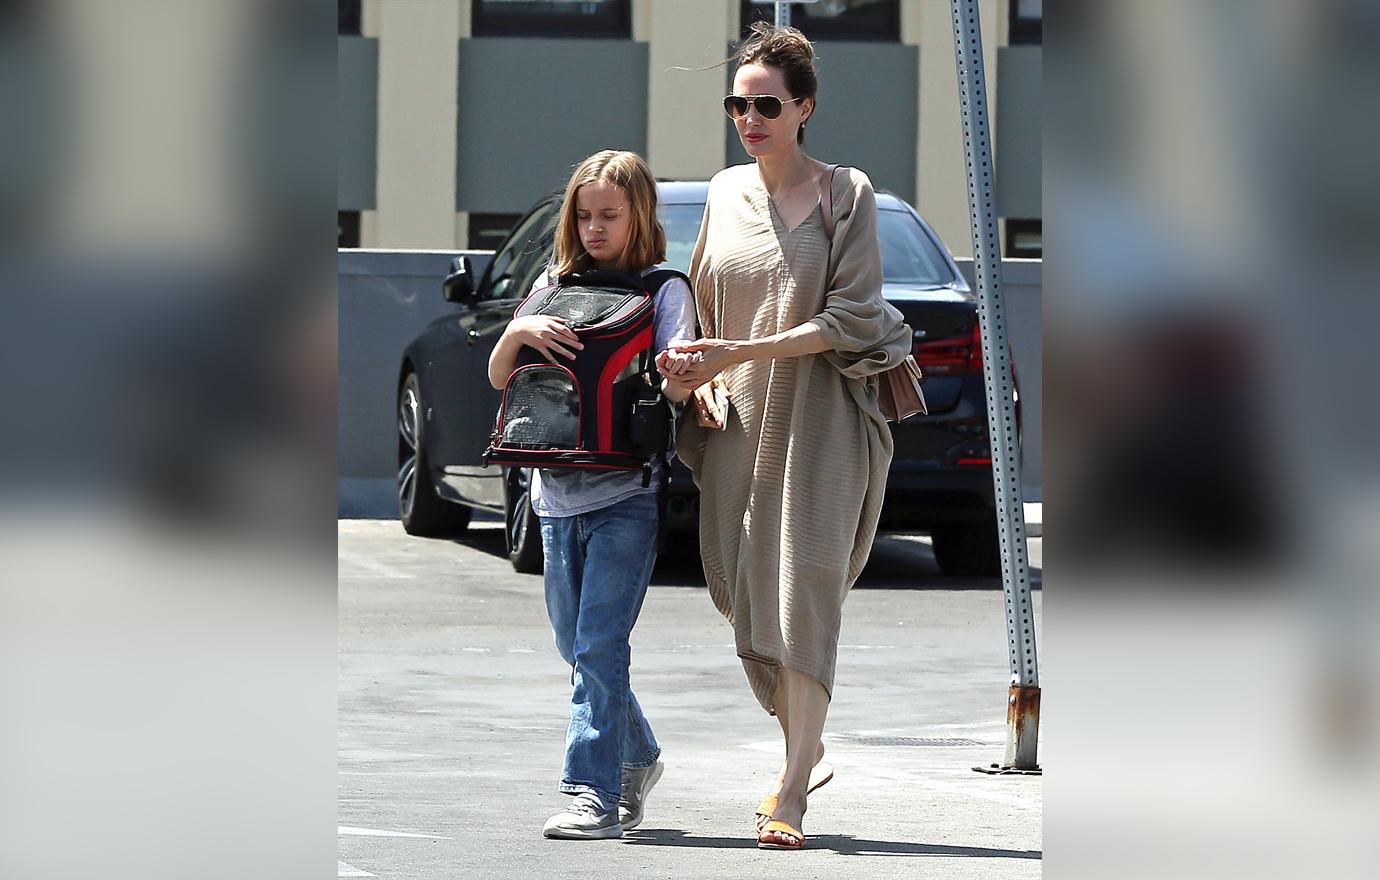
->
<box><xmin>878</xmin><ymin>210</ymin><xmax>953</xmax><ymax>285</ymax></box>
<box><xmin>483</xmin><ymin>202</ymin><xmax>558</xmax><ymax>301</ymax></box>
<box><xmin>660</xmin><ymin>203</ymin><xmax>707</xmax><ymax>274</ymax></box>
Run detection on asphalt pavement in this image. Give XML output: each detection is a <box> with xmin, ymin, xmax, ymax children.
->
<box><xmin>339</xmin><ymin>518</ymin><xmax>1043</xmax><ymax>879</ymax></box>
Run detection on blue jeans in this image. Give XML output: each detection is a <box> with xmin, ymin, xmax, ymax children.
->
<box><xmin>539</xmin><ymin>492</ymin><xmax>662</xmax><ymax>810</ymax></box>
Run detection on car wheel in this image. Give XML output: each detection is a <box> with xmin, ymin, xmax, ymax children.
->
<box><xmin>930</xmin><ymin>522</ymin><xmax>1001</xmax><ymax>577</ymax></box>
<box><xmin>503</xmin><ymin>466</ymin><xmax>544</xmax><ymax>574</ymax></box>
<box><xmin>398</xmin><ymin>373</ymin><xmax>472</xmax><ymax>536</ymax></box>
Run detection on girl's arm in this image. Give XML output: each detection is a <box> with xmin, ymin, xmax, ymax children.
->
<box><xmin>660</xmin><ymin>374</ymin><xmax>693</xmax><ymax>404</ymax></box>
<box><xmin>487</xmin><ymin>316</ymin><xmax>583</xmax><ymax>390</ymax></box>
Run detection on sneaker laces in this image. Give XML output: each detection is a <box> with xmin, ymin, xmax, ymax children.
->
<box><xmin>567</xmin><ymin>791</ymin><xmax>609</xmax><ymax>817</ymax></box>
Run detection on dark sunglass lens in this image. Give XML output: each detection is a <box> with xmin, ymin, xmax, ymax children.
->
<box><xmin>724</xmin><ymin>96</ymin><xmax>749</xmax><ymax>118</ymax></box>
<box><xmin>756</xmin><ymin>96</ymin><xmax>784</xmax><ymax>119</ymax></box>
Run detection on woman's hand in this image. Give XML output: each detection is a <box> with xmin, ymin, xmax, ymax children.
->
<box><xmin>506</xmin><ymin>315</ymin><xmax>583</xmax><ymax>363</ymax></box>
<box><xmin>690</xmin><ymin>375</ymin><xmax>730</xmax><ymax>429</ymax></box>
<box><xmin>669</xmin><ymin>338</ymin><xmax>739</xmax><ymax>387</ymax></box>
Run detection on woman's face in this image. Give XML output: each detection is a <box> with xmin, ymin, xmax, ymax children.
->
<box><xmin>730</xmin><ymin>63</ymin><xmax>812</xmax><ymax>159</ymax></box>
<box><xmin>574</xmin><ymin>179</ymin><xmax>632</xmax><ymax>269</ymax></box>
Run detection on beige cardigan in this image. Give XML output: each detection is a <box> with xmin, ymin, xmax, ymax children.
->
<box><xmin>679</xmin><ymin>163</ymin><xmax>911</xmax><ymax>713</ymax></box>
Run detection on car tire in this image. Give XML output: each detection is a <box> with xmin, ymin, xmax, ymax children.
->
<box><xmin>398</xmin><ymin>373</ymin><xmax>472</xmax><ymax>536</ymax></box>
<box><xmin>504</xmin><ymin>466</ymin><xmax>544</xmax><ymax>574</ymax></box>
<box><xmin>930</xmin><ymin>522</ymin><xmax>1001</xmax><ymax>577</ymax></box>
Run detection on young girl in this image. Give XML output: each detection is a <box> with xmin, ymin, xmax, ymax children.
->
<box><xmin>486</xmin><ymin>150</ymin><xmax>698</xmax><ymax>840</ymax></box>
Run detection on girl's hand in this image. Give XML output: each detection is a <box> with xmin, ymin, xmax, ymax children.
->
<box><xmin>506</xmin><ymin>315</ymin><xmax>583</xmax><ymax>362</ymax></box>
<box><xmin>669</xmin><ymin>338</ymin><xmax>738</xmax><ymax>387</ymax></box>
<box><xmin>655</xmin><ymin>347</ymin><xmax>703</xmax><ymax>379</ymax></box>
<box><xmin>690</xmin><ymin>375</ymin><xmax>730</xmax><ymax>429</ymax></box>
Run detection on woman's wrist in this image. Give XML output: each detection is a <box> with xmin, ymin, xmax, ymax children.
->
<box><xmin>723</xmin><ymin>339</ymin><xmax>757</xmax><ymax>364</ymax></box>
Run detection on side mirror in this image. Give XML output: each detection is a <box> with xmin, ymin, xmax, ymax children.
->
<box><xmin>442</xmin><ymin>256</ymin><xmax>476</xmax><ymax>303</ymax></box>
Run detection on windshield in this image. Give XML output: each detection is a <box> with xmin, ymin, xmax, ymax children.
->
<box><xmin>658</xmin><ymin>202</ymin><xmax>954</xmax><ymax>286</ymax></box>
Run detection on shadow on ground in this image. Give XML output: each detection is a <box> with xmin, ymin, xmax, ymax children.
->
<box><xmin>622</xmin><ymin>828</ymin><xmax>1040</xmax><ymax>859</ymax></box>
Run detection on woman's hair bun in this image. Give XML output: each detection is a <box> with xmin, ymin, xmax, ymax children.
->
<box><xmin>739</xmin><ymin>20</ymin><xmax>817</xmax><ymax>68</ymax></box>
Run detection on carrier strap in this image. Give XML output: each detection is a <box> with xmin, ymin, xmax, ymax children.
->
<box><xmin>638</xmin><ymin>268</ymin><xmax>689</xmax><ymax>383</ymax></box>
<box><xmin>641</xmin><ymin>268</ymin><xmax>689</xmax><ymax>296</ymax></box>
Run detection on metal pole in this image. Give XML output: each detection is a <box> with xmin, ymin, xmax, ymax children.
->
<box><xmin>753</xmin><ymin>2</ymin><xmax>818</xmax><ymax>30</ymax></box>
<box><xmin>949</xmin><ymin>0</ymin><xmax>1041</xmax><ymax>775</ymax></box>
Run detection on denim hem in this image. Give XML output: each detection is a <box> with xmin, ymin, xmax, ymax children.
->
<box><xmin>620</xmin><ymin>750</ymin><xmax>661</xmax><ymax>771</ymax></box>
<box><xmin>558</xmin><ymin>781</ymin><xmax>619</xmax><ymax>809</ymax></box>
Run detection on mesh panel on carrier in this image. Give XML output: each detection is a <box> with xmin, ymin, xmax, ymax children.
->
<box><xmin>500</xmin><ymin>367</ymin><xmax>580</xmax><ymax>449</ymax></box>
<box><xmin>537</xmin><ymin>289</ymin><xmax>632</xmax><ymax>327</ymax></box>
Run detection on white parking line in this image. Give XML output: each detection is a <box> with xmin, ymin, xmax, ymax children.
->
<box><xmin>338</xmin><ymin>860</ymin><xmax>375</xmax><ymax>877</ymax></box>
<box><xmin>338</xmin><ymin>554</ymin><xmax>415</xmax><ymax>580</ymax></box>
<box><xmin>339</xmin><ymin>825</ymin><xmax>454</xmax><ymax>840</ymax></box>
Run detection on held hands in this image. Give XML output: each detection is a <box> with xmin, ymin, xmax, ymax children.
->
<box><xmin>662</xmin><ymin>338</ymin><xmax>737</xmax><ymax>387</ymax></box>
<box><xmin>655</xmin><ymin>347</ymin><xmax>703</xmax><ymax>386</ymax></box>
<box><xmin>656</xmin><ymin>338</ymin><xmax>739</xmax><ymax>428</ymax></box>
<box><xmin>506</xmin><ymin>315</ymin><xmax>583</xmax><ymax>363</ymax></box>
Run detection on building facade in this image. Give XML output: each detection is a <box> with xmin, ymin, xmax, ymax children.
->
<box><xmin>338</xmin><ymin>0</ymin><xmax>1040</xmax><ymax>258</ymax></box>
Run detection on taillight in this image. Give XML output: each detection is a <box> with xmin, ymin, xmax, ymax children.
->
<box><xmin>967</xmin><ymin>322</ymin><xmax>984</xmax><ymax>375</ymax></box>
<box><xmin>913</xmin><ymin>328</ymin><xmax>974</xmax><ymax>377</ymax></box>
<box><xmin>916</xmin><ymin>322</ymin><xmax>1018</xmax><ymax>378</ymax></box>
<box><xmin>914</xmin><ymin>322</ymin><xmax>987</xmax><ymax>377</ymax></box>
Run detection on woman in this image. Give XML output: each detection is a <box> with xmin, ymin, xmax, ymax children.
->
<box><xmin>661</xmin><ymin>23</ymin><xmax>912</xmax><ymax>850</ymax></box>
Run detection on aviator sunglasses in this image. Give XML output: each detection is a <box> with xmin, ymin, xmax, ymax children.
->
<box><xmin>723</xmin><ymin>94</ymin><xmax>804</xmax><ymax>120</ymax></box>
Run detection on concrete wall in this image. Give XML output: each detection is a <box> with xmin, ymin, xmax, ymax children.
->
<box><xmin>339</xmin><ymin>250</ymin><xmax>1042</xmax><ymax>517</ymax></box>
<box><xmin>370</xmin><ymin>2</ymin><xmax>464</xmax><ymax>249</ymax></box>
<box><xmin>955</xmin><ymin>257</ymin><xmax>1042</xmax><ymax>499</ymax></box>
<box><xmin>456</xmin><ymin>38</ymin><xmax>649</xmax><ymax>213</ymax></box>
<box><xmin>337</xmin><ymin>249</ymin><xmax>492</xmax><ymax>517</ymax></box>
<box><xmin>912</xmin><ymin>0</ymin><xmax>1004</xmax><ymax>256</ymax></box>
<box><xmin>645</xmin><ymin>0</ymin><xmax>736</xmax><ymax>179</ymax></box>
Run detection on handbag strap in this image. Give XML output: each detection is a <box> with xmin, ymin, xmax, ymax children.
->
<box><xmin>818</xmin><ymin>163</ymin><xmax>840</xmax><ymax>242</ymax></box>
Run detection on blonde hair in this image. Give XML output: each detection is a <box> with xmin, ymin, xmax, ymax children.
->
<box><xmin>552</xmin><ymin>150</ymin><xmax>666</xmax><ymax>277</ymax></box>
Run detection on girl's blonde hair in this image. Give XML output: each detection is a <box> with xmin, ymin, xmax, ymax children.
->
<box><xmin>552</xmin><ymin>150</ymin><xmax>666</xmax><ymax>277</ymax></box>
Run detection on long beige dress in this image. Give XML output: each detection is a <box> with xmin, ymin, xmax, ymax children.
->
<box><xmin>679</xmin><ymin>163</ymin><xmax>912</xmax><ymax>714</ymax></box>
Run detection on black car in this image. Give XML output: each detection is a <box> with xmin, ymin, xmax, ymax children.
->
<box><xmin>397</xmin><ymin>181</ymin><xmax>1014</xmax><ymax>576</ymax></box>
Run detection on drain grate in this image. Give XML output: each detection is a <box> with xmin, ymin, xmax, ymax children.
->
<box><xmin>836</xmin><ymin>736</ymin><xmax>985</xmax><ymax>747</ymax></box>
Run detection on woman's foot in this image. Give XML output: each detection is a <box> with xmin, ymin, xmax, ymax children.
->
<box><xmin>757</xmin><ymin>789</ymin><xmax>806</xmax><ymax>849</ymax></box>
<box><xmin>754</xmin><ymin>742</ymin><xmax>829</xmax><ymax>833</ymax></box>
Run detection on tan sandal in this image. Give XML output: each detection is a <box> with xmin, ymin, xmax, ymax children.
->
<box><xmin>753</xmin><ymin>762</ymin><xmax>834</xmax><ymax>833</ymax></box>
<box><xmin>757</xmin><ymin>819</ymin><xmax>806</xmax><ymax>850</ymax></box>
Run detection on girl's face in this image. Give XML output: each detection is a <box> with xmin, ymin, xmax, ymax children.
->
<box><xmin>730</xmin><ymin>63</ymin><xmax>812</xmax><ymax>160</ymax></box>
<box><xmin>574</xmin><ymin>179</ymin><xmax>633</xmax><ymax>269</ymax></box>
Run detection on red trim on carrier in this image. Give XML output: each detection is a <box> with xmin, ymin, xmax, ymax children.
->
<box><xmin>596</xmin><ymin>326</ymin><xmax>653</xmax><ymax>451</ymax></box>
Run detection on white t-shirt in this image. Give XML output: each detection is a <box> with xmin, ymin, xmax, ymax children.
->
<box><xmin>525</xmin><ymin>266</ymin><xmax>697</xmax><ymax>518</ymax></box>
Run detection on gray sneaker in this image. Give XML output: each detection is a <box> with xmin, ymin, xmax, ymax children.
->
<box><xmin>542</xmin><ymin>792</ymin><xmax>623</xmax><ymax>840</ymax></box>
<box><xmin>618</xmin><ymin>761</ymin><xmax>664</xmax><ymax>831</ymax></box>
